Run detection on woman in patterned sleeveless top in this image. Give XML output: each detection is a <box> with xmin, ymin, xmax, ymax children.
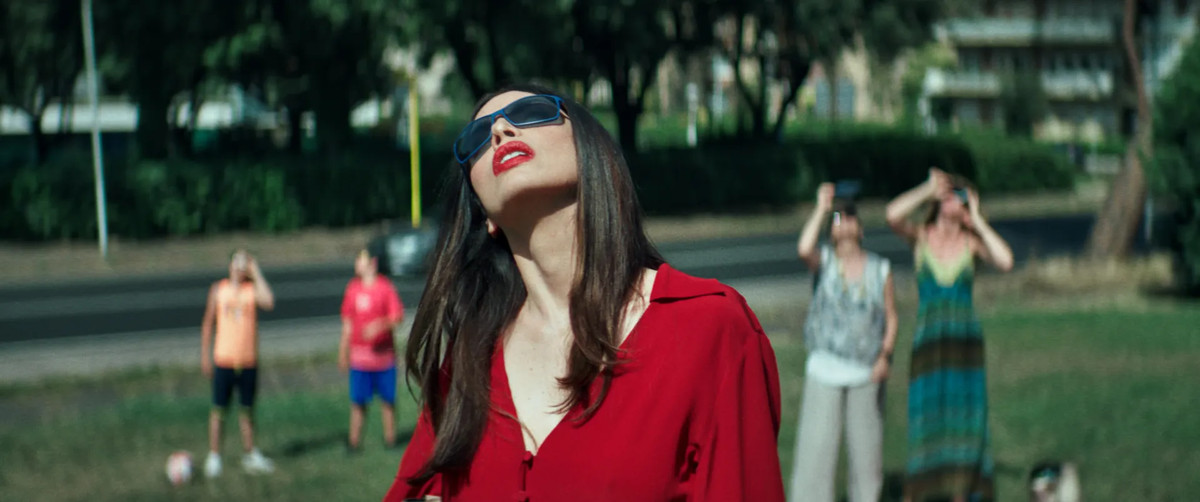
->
<box><xmin>790</xmin><ymin>182</ymin><xmax>898</xmax><ymax>502</ymax></box>
<box><xmin>886</xmin><ymin>169</ymin><xmax>1013</xmax><ymax>502</ymax></box>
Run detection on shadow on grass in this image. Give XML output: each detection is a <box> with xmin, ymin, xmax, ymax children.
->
<box><xmin>277</xmin><ymin>428</ymin><xmax>415</xmax><ymax>458</ymax></box>
<box><xmin>278</xmin><ymin>431</ymin><xmax>347</xmax><ymax>458</ymax></box>
<box><xmin>850</xmin><ymin>466</ymin><xmax>1024</xmax><ymax>502</ymax></box>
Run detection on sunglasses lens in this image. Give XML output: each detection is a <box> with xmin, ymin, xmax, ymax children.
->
<box><xmin>505</xmin><ymin>96</ymin><xmax>560</xmax><ymax>125</ymax></box>
<box><xmin>454</xmin><ymin>118</ymin><xmax>493</xmax><ymax>162</ymax></box>
<box><xmin>454</xmin><ymin>95</ymin><xmax>562</xmax><ymax>164</ymax></box>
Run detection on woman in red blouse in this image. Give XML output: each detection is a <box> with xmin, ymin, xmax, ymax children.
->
<box><xmin>384</xmin><ymin>84</ymin><xmax>785</xmax><ymax>502</ymax></box>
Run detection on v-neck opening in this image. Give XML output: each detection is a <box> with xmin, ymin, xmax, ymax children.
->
<box><xmin>833</xmin><ymin>252</ymin><xmax>867</xmax><ymax>288</ymax></box>
<box><xmin>919</xmin><ymin>241</ymin><xmax>972</xmax><ymax>286</ymax></box>
<box><xmin>497</xmin><ymin>266</ymin><xmax>665</xmax><ymax>459</ymax></box>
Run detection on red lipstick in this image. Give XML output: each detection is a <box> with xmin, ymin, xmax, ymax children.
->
<box><xmin>492</xmin><ymin>141</ymin><xmax>535</xmax><ymax>176</ymax></box>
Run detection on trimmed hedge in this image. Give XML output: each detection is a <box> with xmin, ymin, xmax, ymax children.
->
<box><xmin>1</xmin><ymin>148</ymin><xmax>453</xmax><ymax>241</ymax></box>
<box><xmin>630</xmin><ymin>130</ymin><xmax>1073</xmax><ymax>216</ymax></box>
<box><xmin>2</xmin><ymin>129</ymin><xmax>1077</xmax><ymax>241</ymax></box>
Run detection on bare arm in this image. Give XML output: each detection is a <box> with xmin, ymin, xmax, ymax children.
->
<box><xmin>886</xmin><ymin>168</ymin><xmax>947</xmax><ymax>244</ymax></box>
<box><xmin>338</xmin><ymin>317</ymin><xmax>352</xmax><ymax>373</ymax></box>
<box><xmin>872</xmin><ymin>271</ymin><xmax>899</xmax><ymax>383</ymax></box>
<box><xmin>247</xmin><ymin>258</ymin><xmax>275</xmax><ymax>311</ymax></box>
<box><xmin>882</xmin><ymin>272</ymin><xmax>898</xmax><ymax>358</ymax></box>
<box><xmin>798</xmin><ymin>183</ymin><xmax>834</xmax><ymax>271</ymax></box>
<box><xmin>201</xmin><ymin>284</ymin><xmax>218</xmax><ymax>377</ymax></box>
<box><xmin>967</xmin><ymin>190</ymin><xmax>1014</xmax><ymax>272</ymax></box>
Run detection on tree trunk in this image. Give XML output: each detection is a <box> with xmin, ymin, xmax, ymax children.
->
<box><xmin>611</xmin><ymin>68</ymin><xmax>641</xmax><ymax>155</ymax></box>
<box><xmin>772</xmin><ymin>79</ymin><xmax>806</xmax><ymax>141</ymax></box>
<box><xmin>135</xmin><ymin>89</ymin><xmax>171</xmax><ymax>159</ymax></box>
<box><xmin>314</xmin><ymin>76</ymin><xmax>353</xmax><ymax>154</ymax></box>
<box><xmin>1086</xmin><ymin>0</ymin><xmax>1151</xmax><ymax>258</ymax></box>
<box><xmin>447</xmin><ymin>24</ymin><xmax>487</xmax><ymax>99</ymax></box>
<box><xmin>27</xmin><ymin>110</ymin><xmax>48</xmax><ymax>165</ymax></box>
<box><xmin>752</xmin><ymin>56</ymin><xmax>768</xmax><ymax>137</ymax></box>
<box><xmin>285</xmin><ymin>105</ymin><xmax>304</xmax><ymax>154</ymax></box>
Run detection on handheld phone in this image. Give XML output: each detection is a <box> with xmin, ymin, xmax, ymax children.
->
<box><xmin>834</xmin><ymin>179</ymin><xmax>862</xmax><ymax>199</ymax></box>
<box><xmin>953</xmin><ymin>187</ymin><xmax>969</xmax><ymax>204</ymax></box>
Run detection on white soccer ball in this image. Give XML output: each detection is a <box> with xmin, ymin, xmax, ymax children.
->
<box><xmin>165</xmin><ymin>450</ymin><xmax>193</xmax><ymax>486</ymax></box>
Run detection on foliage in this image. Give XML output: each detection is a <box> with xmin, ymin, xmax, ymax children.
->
<box><xmin>1150</xmin><ymin>35</ymin><xmax>1200</xmax><ymax>294</ymax></box>
<box><xmin>627</xmin><ymin>128</ymin><xmax>1069</xmax><ymax>216</ymax></box>
<box><xmin>898</xmin><ymin>42</ymin><xmax>957</xmax><ymax>128</ymax></box>
<box><xmin>0</xmin><ymin>0</ymin><xmax>83</xmax><ymax>164</ymax></box>
<box><xmin>707</xmin><ymin>0</ymin><xmax>945</xmax><ymax>139</ymax></box>
<box><xmin>1</xmin><ymin>138</ymin><xmax>455</xmax><ymax>241</ymax></box>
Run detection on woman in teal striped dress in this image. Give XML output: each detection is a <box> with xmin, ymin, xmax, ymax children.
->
<box><xmin>885</xmin><ymin>169</ymin><xmax>1013</xmax><ymax>502</ymax></box>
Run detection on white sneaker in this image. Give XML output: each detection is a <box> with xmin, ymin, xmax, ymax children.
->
<box><xmin>242</xmin><ymin>448</ymin><xmax>275</xmax><ymax>474</ymax></box>
<box><xmin>204</xmin><ymin>452</ymin><xmax>222</xmax><ymax>478</ymax></box>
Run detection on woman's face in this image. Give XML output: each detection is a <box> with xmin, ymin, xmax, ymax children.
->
<box><xmin>938</xmin><ymin>192</ymin><xmax>966</xmax><ymax>220</ymax></box>
<box><xmin>830</xmin><ymin>212</ymin><xmax>861</xmax><ymax>244</ymax></box>
<box><xmin>229</xmin><ymin>251</ymin><xmax>248</xmax><ymax>280</ymax></box>
<box><xmin>466</xmin><ymin>91</ymin><xmax>578</xmax><ymax>221</ymax></box>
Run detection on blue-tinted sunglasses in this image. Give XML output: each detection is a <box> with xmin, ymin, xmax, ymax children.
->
<box><xmin>954</xmin><ymin>187</ymin><xmax>970</xmax><ymax>204</ymax></box>
<box><xmin>453</xmin><ymin>94</ymin><xmax>566</xmax><ymax>165</ymax></box>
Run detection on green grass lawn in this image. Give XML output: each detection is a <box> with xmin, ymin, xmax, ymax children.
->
<box><xmin>2</xmin><ymin>304</ymin><xmax>1198</xmax><ymax>501</ymax></box>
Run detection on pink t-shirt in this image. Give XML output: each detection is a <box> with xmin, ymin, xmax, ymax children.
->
<box><xmin>341</xmin><ymin>276</ymin><xmax>404</xmax><ymax>371</ymax></box>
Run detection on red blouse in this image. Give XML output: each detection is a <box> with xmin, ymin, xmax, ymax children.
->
<box><xmin>384</xmin><ymin>264</ymin><xmax>784</xmax><ymax>501</ymax></box>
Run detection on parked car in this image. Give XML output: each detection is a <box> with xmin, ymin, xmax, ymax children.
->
<box><xmin>367</xmin><ymin>221</ymin><xmax>439</xmax><ymax>278</ymax></box>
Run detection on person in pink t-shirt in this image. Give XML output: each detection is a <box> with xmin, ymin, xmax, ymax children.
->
<box><xmin>339</xmin><ymin>248</ymin><xmax>405</xmax><ymax>452</ymax></box>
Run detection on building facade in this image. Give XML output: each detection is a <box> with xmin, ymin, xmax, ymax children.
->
<box><xmin>921</xmin><ymin>0</ymin><xmax>1195</xmax><ymax>142</ymax></box>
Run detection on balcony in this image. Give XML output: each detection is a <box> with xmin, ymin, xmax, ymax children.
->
<box><xmin>924</xmin><ymin>68</ymin><xmax>1115</xmax><ymax>101</ymax></box>
<box><xmin>937</xmin><ymin>18</ymin><xmax>1117</xmax><ymax>47</ymax></box>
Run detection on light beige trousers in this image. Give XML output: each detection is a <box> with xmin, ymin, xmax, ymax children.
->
<box><xmin>788</xmin><ymin>377</ymin><xmax>885</xmax><ymax>502</ymax></box>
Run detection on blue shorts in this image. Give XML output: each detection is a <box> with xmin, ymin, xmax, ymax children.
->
<box><xmin>349</xmin><ymin>367</ymin><xmax>396</xmax><ymax>406</ymax></box>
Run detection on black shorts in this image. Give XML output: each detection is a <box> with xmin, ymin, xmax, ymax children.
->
<box><xmin>212</xmin><ymin>366</ymin><xmax>258</xmax><ymax>409</ymax></box>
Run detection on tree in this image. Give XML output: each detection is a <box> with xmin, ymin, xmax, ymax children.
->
<box><xmin>405</xmin><ymin>0</ymin><xmax>585</xmax><ymax>101</ymax></box>
<box><xmin>0</xmin><ymin>0</ymin><xmax>82</xmax><ymax>165</ymax></box>
<box><xmin>1086</xmin><ymin>0</ymin><xmax>1153</xmax><ymax>258</ymax></box>
<box><xmin>572</xmin><ymin>0</ymin><xmax>682</xmax><ymax>154</ymax></box>
<box><xmin>710</xmin><ymin>0</ymin><xmax>943</xmax><ymax>140</ymax></box>
<box><xmin>1147</xmin><ymin>30</ymin><xmax>1200</xmax><ymax>292</ymax></box>
<box><xmin>94</xmin><ymin>0</ymin><xmax>241</xmax><ymax>159</ymax></box>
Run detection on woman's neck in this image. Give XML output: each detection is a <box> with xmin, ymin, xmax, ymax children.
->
<box><xmin>360</xmin><ymin>272</ymin><xmax>376</xmax><ymax>286</ymax></box>
<box><xmin>505</xmin><ymin>203</ymin><xmax>579</xmax><ymax>329</ymax></box>
<box><xmin>932</xmin><ymin>217</ymin><xmax>963</xmax><ymax>238</ymax></box>
<box><xmin>833</xmin><ymin>239</ymin><xmax>863</xmax><ymax>259</ymax></box>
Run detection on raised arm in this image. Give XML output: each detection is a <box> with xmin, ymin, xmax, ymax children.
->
<box><xmin>886</xmin><ymin>168</ymin><xmax>948</xmax><ymax>244</ymax></box>
<box><xmin>200</xmin><ymin>283</ymin><xmax>218</xmax><ymax>378</ymax></box>
<box><xmin>797</xmin><ymin>183</ymin><xmax>834</xmax><ymax>271</ymax></box>
<box><xmin>247</xmin><ymin>256</ymin><xmax>275</xmax><ymax>311</ymax></box>
<box><xmin>966</xmin><ymin>190</ymin><xmax>1014</xmax><ymax>272</ymax></box>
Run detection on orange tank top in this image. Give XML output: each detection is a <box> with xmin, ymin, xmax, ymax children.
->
<box><xmin>213</xmin><ymin>279</ymin><xmax>258</xmax><ymax>368</ymax></box>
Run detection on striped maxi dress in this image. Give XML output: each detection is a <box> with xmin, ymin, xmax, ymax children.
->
<box><xmin>905</xmin><ymin>242</ymin><xmax>994</xmax><ymax>501</ymax></box>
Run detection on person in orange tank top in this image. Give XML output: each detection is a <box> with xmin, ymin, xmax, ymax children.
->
<box><xmin>200</xmin><ymin>250</ymin><xmax>276</xmax><ymax>478</ymax></box>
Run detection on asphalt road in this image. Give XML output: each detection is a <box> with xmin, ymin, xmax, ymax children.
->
<box><xmin>0</xmin><ymin>215</ymin><xmax>1108</xmax><ymax>344</ymax></box>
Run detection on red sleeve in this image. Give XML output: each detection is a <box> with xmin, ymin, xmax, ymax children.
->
<box><xmin>692</xmin><ymin>329</ymin><xmax>784</xmax><ymax>501</ymax></box>
<box><xmin>384</xmin><ymin>408</ymin><xmax>442</xmax><ymax>501</ymax></box>
<box><xmin>341</xmin><ymin>281</ymin><xmax>355</xmax><ymax>319</ymax></box>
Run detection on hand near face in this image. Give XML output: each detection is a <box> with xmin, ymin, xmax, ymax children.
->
<box><xmin>927</xmin><ymin>168</ymin><xmax>952</xmax><ymax>198</ymax></box>
<box><xmin>966</xmin><ymin>188</ymin><xmax>982</xmax><ymax>219</ymax></box>
<box><xmin>816</xmin><ymin>182</ymin><xmax>835</xmax><ymax>212</ymax></box>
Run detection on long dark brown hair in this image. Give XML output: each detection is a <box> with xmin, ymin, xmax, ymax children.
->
<box><xmin>405</xmin><ymin>84</ymin><xmax>663</xmax><ymax>480</ymax></box>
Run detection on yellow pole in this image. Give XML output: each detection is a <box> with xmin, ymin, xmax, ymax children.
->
<box><xmin>408</xmin><ymin>80</ymin><xmax>422</xmax><ymax>228</ymax></box>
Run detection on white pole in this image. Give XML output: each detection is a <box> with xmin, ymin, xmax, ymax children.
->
<box><xmin>81</xmin><ymin>0</ymin><xmax>109</xmax><ymax>258</ymax></box>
